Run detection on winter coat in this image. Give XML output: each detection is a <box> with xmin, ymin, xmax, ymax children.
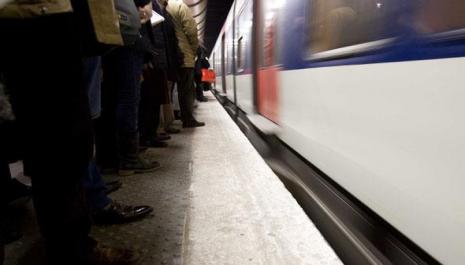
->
<box><xmin>166</xmin><ymin>0</ymin><xmax>198</xmax><ymax>68</ymax></box>
<box><xmin>0</xmin><ymin>0</ymin><xmax>123</xmax><ymax>47</ymax></box>
<box><xmin>160</xmin><ymin>4</ymin><xmax>184</xmax><ymax>81</ymax></box>
<box><xmin>0</xmin><ymin>0</ymin><xmax>73</xmax><ymax>18</ymax></box>
<box><xmin>0</xmin><ymin>82</ymin><xmax>14</xmax><ymax>124</ymax></box>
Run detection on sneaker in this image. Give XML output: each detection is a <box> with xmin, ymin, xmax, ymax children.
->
<box><xmin>118</xmin><ymin>159</ymin><xmax>160</xmax><ymax>176</ymax></box>
<box><xmin>93</xmin><ymin>201</ymin><xmax>153</xmax><ymax>225</ymax></box>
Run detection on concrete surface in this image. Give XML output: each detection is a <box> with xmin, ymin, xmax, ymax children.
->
<box><xmin>183</xmin><ymin>92</ymin><xmax>343</xmax><ymax>265</ymax></box>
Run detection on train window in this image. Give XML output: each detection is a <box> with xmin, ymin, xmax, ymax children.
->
<box><xmin>212</xmin><ymin>53</ymin><xmax>216</xmax><ymax>70</ymax></box>
<box><xmin>237</xmin><ymin>36</ymin><xmax>246</xmax><ymax>71</ymax></box>
<box><xmin>414</xmin><ymin>0</ymin><xmax>465</xmax><ymax>35</ymax></box>
<box><xmin>308</xmin><ymin>0</ymin><xmax>402</xmax><ymax>57</ymax></box>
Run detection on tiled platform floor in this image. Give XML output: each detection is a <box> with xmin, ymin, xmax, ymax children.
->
<box><xmin>4</xmin><ymin>120</ymin><xmax>194</xmax><ymax>265</ymax></box>
<box><xmin>4</xmin><ymin>92</ymin><xmax>342</xmax><ymax>265</ymax></box>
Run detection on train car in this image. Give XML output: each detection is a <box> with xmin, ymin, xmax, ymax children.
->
<box><xmin>211</xmin><ymin>1</ymin><xmax>465</xmax><ymax>264</ymax></box>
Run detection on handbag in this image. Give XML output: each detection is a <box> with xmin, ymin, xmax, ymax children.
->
<box><xmin>201</xmin><ymin>69</ymin><xmax>216</xmax><ymax>83</ymax></box>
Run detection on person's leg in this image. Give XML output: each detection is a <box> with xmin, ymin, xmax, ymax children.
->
<box><xmin>108</xmin><ymin>48</ymin><xmax>159</xmax><ymax>176</ymax></box>
<box><xmin>0</xmin><ymin>15</ymin><xmax>93</xmax><ymax>264</ymax></box>
<box><xmin>83</xmin><ymin>161</ymin><xmax>112</xmax><ymax>212</ymax></box>
<box><xmin>139</xmin><ymin>68</ymin><xmax>159</xmax><ymax>144</ymax></box>
<box><xmin>195</xmin><ymin>77</ymin><xmax>207</xmax><ymax>102</ymax></box>
<box><xmin>177</xmin><ymin>68</ymin><xmax>194</xmax><ymax>123</ymax></box>
<box><xmin>140</xmin><ymin>68</ymin><xmax>171</xmax><ymax>147</ymax></box>
<box><xmin>178</xmin><ymin>68</ymin><xmax>205</xmax><ymax>128</ymax></box>
<box><xmin>162</xmin><ymin>81</ymin><xmax>180</xmax><ymax>134</ymax></box>
<box><xmin>83</xmin><ymin>160</ymin><xmax>153</xmax><ymax>224</ymax></box>
<box><xmin>97</xmin><ymin>54</ymin><xmax>120</xmax><ymax>172</ymax></box>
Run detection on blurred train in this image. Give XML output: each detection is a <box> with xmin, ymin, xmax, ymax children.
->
<box><xmin>209</xmin><ymin>0</ymin><xmax>465</xmax><ymax>264</ymax></box>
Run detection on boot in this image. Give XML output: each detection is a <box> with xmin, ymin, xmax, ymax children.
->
<box><xmin>118</xmin><ymin>133</ymin><xmax>160</xmax><ymax>176</ymax></box>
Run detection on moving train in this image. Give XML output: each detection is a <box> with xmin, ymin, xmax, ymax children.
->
<box><xmin>209</xmin><ymin>0</ymin><xmax>465</xmax><ymax>264</ymax></box>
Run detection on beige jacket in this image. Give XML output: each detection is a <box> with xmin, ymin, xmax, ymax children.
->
<box><xmin>0</xmin><ymin>0</ymin><xmax>73</xmax><ymax>18</ymax></box>
<box><xmin>0</xmin><ymin>0</ymin><xmax>123</xmax><ymax>45</ymax></box>
<box><xmin>166</xmin><ymin>0</ymin><xmax>199</xmax><ymax>68</ymax></box>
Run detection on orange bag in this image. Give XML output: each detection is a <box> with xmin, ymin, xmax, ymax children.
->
<box><xmin>201</xmin><ymin>69</ymin><xmax>216</xmax><ymax>83</ymax></box>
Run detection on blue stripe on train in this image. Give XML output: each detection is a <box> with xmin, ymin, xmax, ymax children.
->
<box><xmin>279</xmin><ymin>0</ymin><xmax>465</xmax><ymax>70</ymax></box>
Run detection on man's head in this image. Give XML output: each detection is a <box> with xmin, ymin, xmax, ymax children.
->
<box><xmin>136</xmin><ymin>1</ymin><xmax>153</xmax><ymax>24</ymax></box>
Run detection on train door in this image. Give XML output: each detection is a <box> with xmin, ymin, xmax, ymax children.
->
<box><xmin>234</xmin><ymin>0</ymin><xmax>254</xmax><ymax>113</ymax></box>
<box><xmin>212</xmin><ymin>52</ymin><xmax>216</xmax><ymax>90</ymax></box>
<box><xmin>225</xmin><ymin>9</ymin><xmax>236</xmax><ymax>103</ymax></box>
<box><xmin>221</xmin><ymin>34</ymin><xmax>226</xmax><ymax>94</ymax></box>
<box><xmin>255</xmin><ymin>0</ymin><xmax>283</xmax><ymax>123</ymax></box>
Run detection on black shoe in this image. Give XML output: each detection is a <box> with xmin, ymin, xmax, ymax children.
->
<box><xmin>105</xmin><ymin>181</ymin><xmax>122</xmax><ymax>195</ymax></box>
<box><xmin>155</xmin><ymin>133</ymin><xmax>171</xmax><ymax>141</ymax></box>
<box><xmin>183</xmin><ymin>120</ymin><xmax>205</xmax><ymax>128</ymax></box>
<box><xmin>141</xmin><ymin>139</ymin><xmax>168</xmax><ymax>148</ymax></box>
<box><xmin>198</xmin><ymin>96</ymin><xmax>208</xmax><ymax>102</ymax></box>
<box><xmin>118</xmin><ymin>159</ymin><xmax>160</xmax><ymax>176</ymax></box>
<box><xmin>93</xmin><ymin>201</ymin><xmax>153</xmax><ymax>225</ymax></box>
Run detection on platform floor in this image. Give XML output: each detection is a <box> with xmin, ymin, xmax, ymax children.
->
<box><xmin>4</xmin><ymin>92</ymin><xmax>342</xmax><ymax>265</ymax></box>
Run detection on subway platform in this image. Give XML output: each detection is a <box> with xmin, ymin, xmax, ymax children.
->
<box><xmin>4</xmin><ymin>92</ymin><xmax>342</xmax><ymax>265</ymax></box>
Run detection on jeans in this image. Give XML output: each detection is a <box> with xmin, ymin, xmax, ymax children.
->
<box><xmin>83</xmin><ymin>161</ymin><xmax>111</xmax><ymax>211</ymax></box>
<box><xmin>82</xmin><ymin>57</ymin><xmax>111</xmax><ymax>212</ymax></box>
<box><xmin>0</xmin><ymin>14</ymin><xmax>93</xmax><ymax>263</ymax></box>
<box><xmin>98</xmin><ymin>47</ymin><xmax>144</xmax><ymax>167</ymax></box>
<box><xmin>83</xmin><ymin>56</ymin><xmax>102</xmax><ymax>119</ymax></box>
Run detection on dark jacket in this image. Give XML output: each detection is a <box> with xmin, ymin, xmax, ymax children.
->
<box><xmin>150</xmin><ymin>3</ymin><xmax>169</xmax><ymax>70</ymax></box>
<box><xmin>155</xmin><ymin>1</ymin><xmax>184</xmax><ymax>81</ymax></box>
<box><xmin>194</xmin><ymin>48</ymin><xmax>210</xmax><ymax>81</ymax></box>
<box><xmin>135</xmin><ymin>22</ymin><xmax>158</xmax><ymax>64</ymax></box>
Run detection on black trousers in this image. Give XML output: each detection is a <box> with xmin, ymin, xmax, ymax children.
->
<box><xmin>0</xmin><ymin>14</ymin><xmax>93</xmax><ymax>263</ymax></box>
<box><xmin>139</xmin><ymin>67</ymin><xmax>169</xmax><ymax>142</ymax></box>
<box><xmin>177</xmin><ymin>68</ymin><xmax>195</xmax><ymax>122</ymax></box>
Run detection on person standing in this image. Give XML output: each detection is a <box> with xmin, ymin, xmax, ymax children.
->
<box><xmin>0</xmin><ymin>1</ymin><xmax>139</xmax><ymax>264</ymax></box>
<box><xmin>166</xmin><ymin>0</ymin><xmax>205</xmax><ymax>128</ymax></box>
<box><xmin>98</xmin><ymin>0</ymin><xmax>161</xmax><ymax>176</ymax></box>
<box><xmin>194</xmin><ymin>46</ymin><xmax>210</xmax><ymax>102</ymax></box>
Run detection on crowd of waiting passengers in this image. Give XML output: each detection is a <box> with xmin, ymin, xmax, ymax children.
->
<box><xmin>0</xmin><ymin>0</ymin><xmax>211</xmax><ymax>264</ymax></box>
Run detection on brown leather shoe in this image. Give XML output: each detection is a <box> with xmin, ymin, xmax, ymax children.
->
<box><xmin>89</xmin><ymin>243</ymin><xmax>141</xmax><ymax>265</ymax></box>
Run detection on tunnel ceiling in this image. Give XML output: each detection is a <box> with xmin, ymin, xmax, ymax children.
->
<box><xmin>184</xmin><ymin>0</ymin><xmax>234</xmax><ymax>55</ymax></box>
